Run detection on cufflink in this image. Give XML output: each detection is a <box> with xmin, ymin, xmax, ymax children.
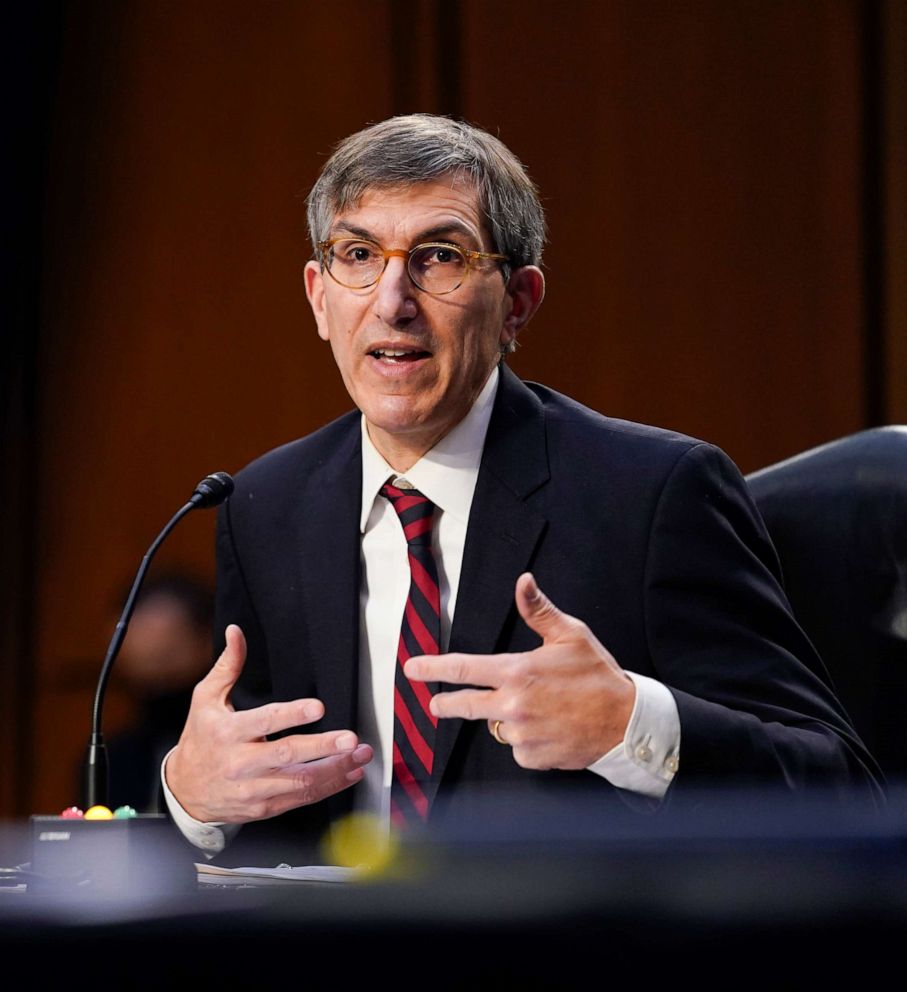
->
<box><xmin>634</xmin><ymin>740</ymin><xmax>653</xmax><ymax>763</ymax></box>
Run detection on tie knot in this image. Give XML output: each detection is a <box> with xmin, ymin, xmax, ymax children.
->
<box><xmin>380</xmin><ymin>482</ymin><xmax>436</xmax><ymax>547</ymax></box>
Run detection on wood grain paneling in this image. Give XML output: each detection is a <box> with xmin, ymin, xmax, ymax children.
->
<box><xmin>31</xmin><ymin>0</ymin><xmax>397</xmax><ymax>812</ymax></box>
<box><xmin>461</xmin><ymin>0</ymin><xmax>866</xmax><ymax>471</ymax></box>
<box><xmin>883</xmin><ymin>0</ymin><xmax>907</xmax><ymax>423</ymax></box>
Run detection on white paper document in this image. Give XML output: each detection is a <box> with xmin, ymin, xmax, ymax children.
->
<box><xmin>195</xmin><ymin>862</ymin><xmax>361</xmax><ymax>886</ymax></box>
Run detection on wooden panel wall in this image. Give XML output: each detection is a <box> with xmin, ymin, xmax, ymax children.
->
<box><xmin>30</xmin><ymin>0</ymin><xmax>397</xmax><ymax>813</ymax></box>
<box><xmin>884</xmin><ymin>0</ymin><xmax>907</xmax><ymax>423</ymax></box>
<box><xmin>461</xmin><ymin>0</ymin><xmax>866</xmax><ymax>468</ymax></box>
<box><xmin>13</xmin><ymin>1</ymin><xmax>879</xmax><ymax>815</ymax></box>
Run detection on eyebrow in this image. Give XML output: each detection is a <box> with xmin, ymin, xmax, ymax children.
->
<box><xmin>330</xmin><ymin>223</ymin><xmax>377</xmax><ymax>241</ymax></box>
<box><xmin>329</xmin><ymin>219</ymin><xmax>482</xmax><ymax>248</ymax></box>
<box><xmin>415</xmin><ymin>221</ymin><xmax>481</xmax><ymax>246</ymax></box>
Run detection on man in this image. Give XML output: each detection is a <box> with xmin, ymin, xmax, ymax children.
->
<box><xmin>165</xmin><ymin>115</ymin><xmax>880</xmax><ymax>859</ymax></box>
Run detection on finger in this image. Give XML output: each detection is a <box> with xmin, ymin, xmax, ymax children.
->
<box><xmin>405</xmin><ymin>652</ymin><xmax>510</xmax><ymax>688</ymax></box>
<box><xmin>280</xmin><ymin>743</ymin><xmax>373</xmax><ymax>776</ymax></box>
<box><xmin>429</xmin><ymin>687</ymin><xmax>497</xmax><ymax>721</ymax></box>
<box><xmin>515</xmin><ymin>572</ymin><xmax>580</xmax><ymax>642</ymax></box>
<box><xmin>242</xmin><ymin>729</ymin><xmax>364</xmax><ymax>776</ymax></box>
<box><xmin>258</xmin><ymin>748</ymin><xmax>374</xmax><ymax>818</ymax></box>
<box><xmin>230</xmin><ymin>697</ymin><xmax>326</xmax><ymax>741</ymax></box>
<box><xmin>196</xmin><ymin>624</ymin><xmax>247</xmax><ymax>705</ymax></box>
<box><xmin>221</xmin><ymin>746</ymin><xmax>373</xmax><ymax>822</ymax></box>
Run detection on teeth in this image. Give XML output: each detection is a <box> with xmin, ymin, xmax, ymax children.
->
<box><xmin>374</xmin><ymin>348</ymin><xmax>417</xmax><ymax>357</ymax></box>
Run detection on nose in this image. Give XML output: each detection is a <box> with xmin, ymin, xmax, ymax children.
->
<box><xmin>373</xmin><ymin>253</ymin><xmax>418</xmax><ymax>326</ymax></box>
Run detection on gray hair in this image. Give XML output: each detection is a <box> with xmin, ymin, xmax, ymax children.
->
<box><xmin>306</xmin><ymin>114</ymin><xmax>546</xmax><ymax>270</ymax></box>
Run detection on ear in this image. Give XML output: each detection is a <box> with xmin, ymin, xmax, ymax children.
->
<box><xmin>304</xmin><ymin>260</ymin><xmax>330</xmax><ymax>342</ymax></box>
<box><xmin>500</xmin><ymin>265</ymin><xmax>545</xmax><ymax>349</ymax></box>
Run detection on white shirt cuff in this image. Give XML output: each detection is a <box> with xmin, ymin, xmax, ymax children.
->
<box><xmin>160</xmin><ymin>748</ymin><xmax>240</xmax><ymax>857</ymax></box>
<box><xmin>586</xmin><ymin>671</ymin><xmax>681</xmax><ymax>799</ymax></box>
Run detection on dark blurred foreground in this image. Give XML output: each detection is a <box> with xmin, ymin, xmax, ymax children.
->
<box><xmin>2</xmin><ymin>784</ymin><xmax>907</xmax><ymax>987</ymax></box>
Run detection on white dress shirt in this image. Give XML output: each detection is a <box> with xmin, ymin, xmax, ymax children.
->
<box><xmin>164</xmin><ymin>366</ymin><xmax>680</xmax><ymax>854</ymax></box>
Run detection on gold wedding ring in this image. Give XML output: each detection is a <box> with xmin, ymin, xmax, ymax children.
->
<box><xmin>491</xmin><ymin>720</ymin><xmax>508</xmax><ymax>745</ymax></box>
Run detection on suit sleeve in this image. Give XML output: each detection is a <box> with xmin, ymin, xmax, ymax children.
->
<box><xmin>643</xmin><ymin>442</ymin><xmax>882</xmax><ymax>798</ymax></box>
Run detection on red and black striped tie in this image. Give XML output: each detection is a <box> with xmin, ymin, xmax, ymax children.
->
<box><xmin>380</xmin><ymin>482</ymin><xmax>440</xmax><ymax>827</ymax></box>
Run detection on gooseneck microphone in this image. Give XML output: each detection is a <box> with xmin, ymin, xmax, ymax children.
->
<box><xmin>82</xmin><ymin>472</ymin><xmax>235</xmax><ymax>809</ymax></box>
<box><xmin>188</xmin><ymin>471</ymin><xmax>235</xmax><ymax>509</ymax></box>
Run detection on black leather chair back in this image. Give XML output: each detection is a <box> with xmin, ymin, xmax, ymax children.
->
<box><xmin>747</xmin><ymin>427</ymin><xmax>907</xmax><ymax>780</ymax></box>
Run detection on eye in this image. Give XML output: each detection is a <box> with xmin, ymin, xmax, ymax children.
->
<box><xmin>414</xmin><ymin>243</ymin><xmax>465</xmax><ymax>268</ymax></box>
<box><xmin>334</xmin><ymin>240</ymin><xmax>379</xmax><ymax>264</ymax></box>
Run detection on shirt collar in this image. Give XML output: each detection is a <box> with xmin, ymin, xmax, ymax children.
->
<box><xmin>359</xmin><ymin>365</ymin><xmax>500</xmax><ymax>532</ymax></box>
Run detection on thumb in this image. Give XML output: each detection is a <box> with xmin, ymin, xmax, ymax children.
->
<box><xmin>202</xmin><ymin>623</ymin><xmax>247</xmax><ymax>704</ymax></box>
<box><xmin>515</xmin><ymin>573</ymin><xmax>577</xmax><ymax>642</ymax></box>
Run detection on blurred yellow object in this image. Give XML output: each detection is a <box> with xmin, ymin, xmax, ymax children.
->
<box><xmin>84</xmin><ymin>804</ymin><xmax>114</xmax><ymax>820</ymax></box>
<box><xmin>321</xmin><ymin>813</ymin><xmax>400</xmax><ymax>875</ymax></box>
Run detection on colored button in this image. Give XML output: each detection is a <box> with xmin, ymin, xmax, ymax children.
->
<box><xmin>84</xmin><ymin>805</ymin><xmax>113</xmax><ymax>820</ymax></box>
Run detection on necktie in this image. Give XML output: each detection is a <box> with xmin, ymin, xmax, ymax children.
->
<box><xmin>380</xmin><ymin>481</ymin><xmax>441</xmax><ymax>827</ymax></box>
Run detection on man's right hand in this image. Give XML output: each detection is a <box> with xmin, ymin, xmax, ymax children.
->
<box><xmin>165</xmin><ymin>624</ymin><xmax>373</xmax><ymax>823</ymax></box>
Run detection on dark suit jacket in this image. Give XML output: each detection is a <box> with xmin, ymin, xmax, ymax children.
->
<box><xmin>213</xmin><ymin>366</ymin><xmax>881</xmax><ymax>860</ymax></box>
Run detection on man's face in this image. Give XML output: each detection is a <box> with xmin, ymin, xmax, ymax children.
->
<box><xmin>304</xmin><ymin>178</ymin><xmax>542</xmax><ymax>470</ymax></box>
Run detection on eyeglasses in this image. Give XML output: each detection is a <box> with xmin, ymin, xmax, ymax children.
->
<box><xmin>317</xmin><ymin>238</ymin><xmax>510</xmax><ymax>296</ymax></box>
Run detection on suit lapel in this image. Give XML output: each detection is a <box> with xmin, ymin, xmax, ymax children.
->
<box><xmin>428</xmin><ymin>366</ymin><xmax>550</xmax><ymax>800</ymax></box>
<box><xmin>293</xmin><ymin>419</ymin><xmax>362</xmax><ymax>734</ymax></box>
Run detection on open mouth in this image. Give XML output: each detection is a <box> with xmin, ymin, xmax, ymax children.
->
<box><xmin>369</xmin><ymin>347</ymin><xmax>431</xmax><ymax>363</ymax></box>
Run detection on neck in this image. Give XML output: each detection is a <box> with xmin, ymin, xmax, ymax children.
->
<box><xmin>366</xmin><ymin>424</ymin><xmax>448</xmax><ymax>473</ymax></box>
<box><xmin>364</xmin><ymin>365</ymin><xmax>500</xmax><ymax>472</ymax></box>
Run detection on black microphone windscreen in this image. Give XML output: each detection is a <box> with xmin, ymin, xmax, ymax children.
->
<box><xmin>191</xmin><ymin>471</ymin><xmax>235</xmax><ymax>508</ymax></box>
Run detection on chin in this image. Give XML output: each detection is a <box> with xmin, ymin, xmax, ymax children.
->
<box><xmin>366</xmin><ymin>399</ymin><xmax>429</xmax><ymax>429</ymax></box>
<box><xmin>373</xmin><ymin>417</ymin><xmax>431</xmax><ymax>439</ymax></box>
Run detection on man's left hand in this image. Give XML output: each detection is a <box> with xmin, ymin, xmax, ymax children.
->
<box><xmin>405</xmin><ymin>572</ymin><xmax>636</xmax><ymax>769</ymax></box>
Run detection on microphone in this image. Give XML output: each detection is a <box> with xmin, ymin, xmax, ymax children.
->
<box><xmin>190</xmin><ymin>471</ymin><xmax>235</xmax><ymax>508</ymax></box>
<box><xmin>82</xmin><ymin>472</ymin><xmax>234</xmax><ymax>809</ymax></box>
